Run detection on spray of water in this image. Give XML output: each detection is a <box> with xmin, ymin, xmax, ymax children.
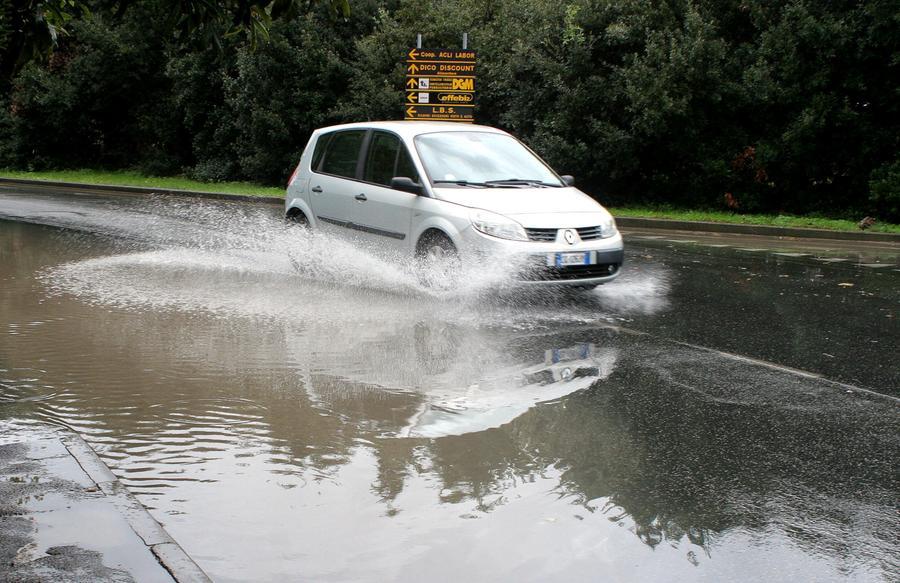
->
<box><xmin>38</xmin><ymin>195</ymin><xmax>672</xmax><ymax>324</ymax></box>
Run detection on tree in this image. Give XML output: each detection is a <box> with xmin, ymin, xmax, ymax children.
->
<box><xmin>0</xmin><ymin>0</ymin><xmax>350</xmax><ymax>90</ymax></box>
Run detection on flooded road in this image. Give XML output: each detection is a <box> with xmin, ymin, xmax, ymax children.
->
<box><xmin>1</xmin><ymin>188</ymin><xmax>898</xmax><ymax>581</ymax></box>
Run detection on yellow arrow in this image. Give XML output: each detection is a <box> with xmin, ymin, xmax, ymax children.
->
<box><xmin>406</xmin><ymin>78</ymin><xmax>417</xmax><ymax>89</ymax></box>
<box><xmin>405</xmin><ymin>106</ymin><xmax>416</xmax><ymax>118</ymax></box>
<box><xmin>407</xmin><ymin>63</ymin><xmax>419</xmax><ymax>75</ymax></box>
<box><xmin>407</xmin><ymin>92</ymin><xmax>418</xmax><ymax>103</ymax></box>
<box><xmin>408</xmin><ymin>48</ymin><xmax>419</xmax><ymax>60</ymax></box>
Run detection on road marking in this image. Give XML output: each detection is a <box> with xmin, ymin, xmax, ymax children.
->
<box><xmin>601</xmin><ymin>324</ymin><xmax>900</xmax><ymax>404</ymax></box>
<box><xmin>774</xmin><ymin>252</ymin><xmax>811</xmax><ymax>257</ymax></box>
<box><xmin>816</xmin><ymin>258</ymin><xmax>849</xmax><ymax>263</ymax></box>
<box><xmin>858</xmin><ymin>263</ymin><xmax>894</xmax><ymax>269</ymax></box>
<box><xmin>738</xmin><ymin>248</ymin><xmax>767</xmax><ymax>252</ymax></box>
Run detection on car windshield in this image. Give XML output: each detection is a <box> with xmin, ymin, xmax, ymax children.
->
<box><xmin>414</xmin><ymin>131</ymin><xmax>563</xmax><ymax>187</ymax></box>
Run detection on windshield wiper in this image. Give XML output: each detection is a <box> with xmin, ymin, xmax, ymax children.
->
<box><xmin>433</xmin><ymin>180</ymin><xmax>490</xmax><ymax>188</ymax></box>
<box><xmin>484</xmin><ymin>179</ymin><xmax>560</xmax><ymax>188</ymax></box>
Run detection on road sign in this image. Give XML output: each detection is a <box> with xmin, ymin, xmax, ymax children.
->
<box><xmin>404</xmin><ymin>47</ymin><xmax>476</xmax><ymax>122</ymax></box>
<box><xmin>404</xmin><ymin>105</ymin><xmax>473</xmax><ymax>122</ymax></box>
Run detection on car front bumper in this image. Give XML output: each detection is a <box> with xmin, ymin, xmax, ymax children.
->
<box><xmin>456</xmin><ymin>227</ymin><xmax>625</xmax><ymax>286</ymax></box>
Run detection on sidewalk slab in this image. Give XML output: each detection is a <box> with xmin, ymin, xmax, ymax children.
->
<box><xmin>0</xmin><ymin>420</ymin><xmax>211</xmax><ymax>582</ymax></box>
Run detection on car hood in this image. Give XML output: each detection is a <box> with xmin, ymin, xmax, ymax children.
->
<box><xmin>434</xmin><ymin>187</ymin><xmax>603</xmax><ymax>216</ymax></box>
<box><xmin>433</xmin><ymin>186</ymin><xmax>610</xmax><ymax>227</ymax></box>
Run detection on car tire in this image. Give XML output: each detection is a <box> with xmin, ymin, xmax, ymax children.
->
<box><xmin>286</xmin><ymin>209</ymin><xmax>309</xmax><ymax>227</ymax></box>
<box><xmin>416</xmin><ymin>231</ymin><xmax>460</xmax><ymax>287</ymax></box>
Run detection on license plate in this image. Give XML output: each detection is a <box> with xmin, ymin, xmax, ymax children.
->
<box><xmin>549</xmin><ymin>252</ymin><xmax>594</xmax><ymax>267</ymax></box>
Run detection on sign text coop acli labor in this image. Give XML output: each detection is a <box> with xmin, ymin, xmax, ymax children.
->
<box><xmin>404</xmin><ymin>47</ymin><xmax>476</xmax><ymax>122</ymax></box>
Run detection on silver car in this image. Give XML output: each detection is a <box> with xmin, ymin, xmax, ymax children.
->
<box><xmin>285</xmin><ymin>121</ymin><xmax>624</xmax><ymax>287</ymax></box>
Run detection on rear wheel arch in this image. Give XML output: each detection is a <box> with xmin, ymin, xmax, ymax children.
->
<box><xmin>286</xmin><ymin>207</ymin><xmax>309</xmax><ymax>226</ymax></box>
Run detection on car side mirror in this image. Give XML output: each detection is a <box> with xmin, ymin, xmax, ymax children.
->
<box><xmin>391</xmin><ymin>176</ymin><xmax>423</xmax><ymax>195</ymax></box>
<box><xmin>560</xmin><ymin>175</ymin><xmax>575</xmax><ymax>186</ymax></box>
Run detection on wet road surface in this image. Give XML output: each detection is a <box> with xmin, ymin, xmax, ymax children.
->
<box><xmin>1</xmin><ymin>187</ymin><xmax>898</xmax><ymax>582</ymax></box>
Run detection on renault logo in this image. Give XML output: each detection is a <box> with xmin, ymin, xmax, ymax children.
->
<box><xmin>563</xmin><ymin>229</ymin><xmax>577</xmax><ymax>245</ymax></box>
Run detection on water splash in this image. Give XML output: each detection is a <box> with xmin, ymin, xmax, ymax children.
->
<box><xmin>39</xmin><ymin>195</ymin><xmax>671</xmax><ymax>323</ymax></box>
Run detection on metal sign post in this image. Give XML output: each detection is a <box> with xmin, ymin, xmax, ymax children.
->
<box><xmin>403</xmin><ymin>35</ymin><xmax>475</xmax><ymax>122</ymax></box>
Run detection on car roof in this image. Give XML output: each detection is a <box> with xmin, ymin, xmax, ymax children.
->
<box><xmin>312</xmin><ymin>121</ymin><xmax>510</xmax><ymax>140</ymax></box>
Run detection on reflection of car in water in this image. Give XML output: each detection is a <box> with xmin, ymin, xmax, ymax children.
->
<box><xmin>399</xmin><ymin>342</ymin><xmax>617</xmax><ymax>438</ymax></box>
<box><xmin>522</xmin><ymin>344</ymin><xmax>601</xmax><ymax>384</ymax></box>
<box><xmin>281</xmin><ymin>296</ymin><xmax>619</xmax><ymax>439</ymax></box>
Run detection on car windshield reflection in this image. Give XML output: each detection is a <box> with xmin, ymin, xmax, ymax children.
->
<box><xmin>416</xmin><ymin>132</ymin><xmax>563</xmax><ymax>187</ymax></box>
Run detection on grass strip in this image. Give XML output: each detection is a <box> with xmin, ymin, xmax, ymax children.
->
<box><xmin>3</xmin><ymin>169</ymin><xmax>897</xmax><ymax>234</ymax></box>
<box><xmin>608</xmin><ymin>206</ymin><xmax>900</xmax><ymax>234</ymax></box>
<box><xmin>0</xmin><ymin>169</ymin><xmax>284</xmax><ymax>198</ymax></box>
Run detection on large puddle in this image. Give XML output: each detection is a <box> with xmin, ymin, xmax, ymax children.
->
<box><xmin>1</xmin><ymin>197</ymin><xmax>898</xmax><ymax>582</ymax></box>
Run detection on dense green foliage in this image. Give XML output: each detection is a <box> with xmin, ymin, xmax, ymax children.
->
<box><xmin>0</xmin><ymin>0</ymin><xmax>349</xmax><ymax>88</ymax></box>
<box><xmin>1</xmin><ymin>0</ymin><xmax>898</xmax><ymax>219</ymax></box>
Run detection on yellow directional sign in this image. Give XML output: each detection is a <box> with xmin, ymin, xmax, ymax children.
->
<box><xmin>404</xmin><ymin>105</ymin><xmax>473</xmax><ymax>122</ymax></box>
<box><xmin>406</xmin><ymin>62</ymin><xmax>475</xmax><ymax>76</ymax></box>
<box><xmin>404</xmin><ymin>47</ymin><xmax>476</xmax><ymax>122</ymax></box>
<box><xmin>407</xmin><ymin>48</ymin><xmax>474</xmax><ymax>61</ymax></box>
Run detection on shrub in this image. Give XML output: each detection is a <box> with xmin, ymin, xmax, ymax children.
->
<box><xmin>869</xmin><ymin>161</ymin><xmax>900</xmax><ymax>222</ymax></box>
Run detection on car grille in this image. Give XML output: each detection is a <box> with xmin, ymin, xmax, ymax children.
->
<box><xmin>576</xmin><ymin>226</ymin><xmax>606</xmax><ymax>241</ymax></box>
<box><xmin>524</xmin><ymin>226</ymin><xmax>606</xmax><ymax>242</ymax></box>
<box><xmin>521</xmin><ymin>261</ymin><xmax>620</xmax><ymax>281</ymax></box>
<box><xmin>524</xmin><ymin>227</ymin><xmax>558</xmax><ymax>241</ymax></box>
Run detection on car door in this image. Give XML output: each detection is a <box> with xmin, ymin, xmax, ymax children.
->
<box><xmin>308</xmin><ymin>130</ymin><xmax>367</xmax><ymax>235</ymax></box>
<box><xmin>351</xmin><ymin>131</ymin><xmax>420</xmax><ymax>251</ymax></box>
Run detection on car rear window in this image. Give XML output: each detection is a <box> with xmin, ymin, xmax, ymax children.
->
<box><xmin>319</xmin><ymin>131</ymin><xmax>365</xmax><ymax>178</ymax></box>
<box><xmin>310</xmin><ymin>133</ymin><xmax>331</xmax><ymax>171</ymax></box>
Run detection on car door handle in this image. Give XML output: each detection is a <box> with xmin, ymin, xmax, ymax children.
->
<box><xmin>311</xmin><ymin>186</ymin><xmax>323</xmax><ymax>193</ymax></box>
<box><xmin>355</xmin><ymin>193</ymin><xmax>367</xmax><ymax>201</ymax></box>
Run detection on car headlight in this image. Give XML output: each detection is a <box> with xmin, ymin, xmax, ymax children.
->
<box><xmin>599</xmin><ymin>214</ymin><xmax>618</xmax><ymax>238</ymax></box>
<box><xmin>469</xmin><ymin>209</ymin><xmax>529</xmax><ymax>241</ymax></box>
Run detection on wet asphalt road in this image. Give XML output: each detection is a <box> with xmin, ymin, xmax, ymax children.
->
<box><xmin>0</xmin><ymin>186</ymin><xmax>898</xmax><ymax>582</ymax></box>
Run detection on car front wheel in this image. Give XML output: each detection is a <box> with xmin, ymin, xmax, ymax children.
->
<box><xmin>416</xmin><ymin>231</ymin><xmax>459</xmax><ymax>287</ymax></box>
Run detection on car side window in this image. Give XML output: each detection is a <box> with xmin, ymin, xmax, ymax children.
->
<box><xmin>395</xmin><ymin>146</ymin><xmax>418</xmax><ymax>183</ymax></box>
<box><xmin>319</xmin><ymin>131</ymin><xmax>365</xmax><ymax>178</ymax></box>
<box><xmin>363</xmin><ymin>131</ymin><xmax>420</xmax><ymax>187</ymax></box>
<box><xmin>364</xmin><ymin>132</ymin><xmax>400</xmax><ymax>186</ymax></box>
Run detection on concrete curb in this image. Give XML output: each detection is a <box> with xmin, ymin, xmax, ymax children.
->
<box><xmin>3</xmin><ymin>177</ymin><xmax>898</xmax><ymax>242</ymax></box>
<box><xmin>59</xmin><ymin>430</ymin><xmax>212</xmax><ymax>582</ymax></box>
